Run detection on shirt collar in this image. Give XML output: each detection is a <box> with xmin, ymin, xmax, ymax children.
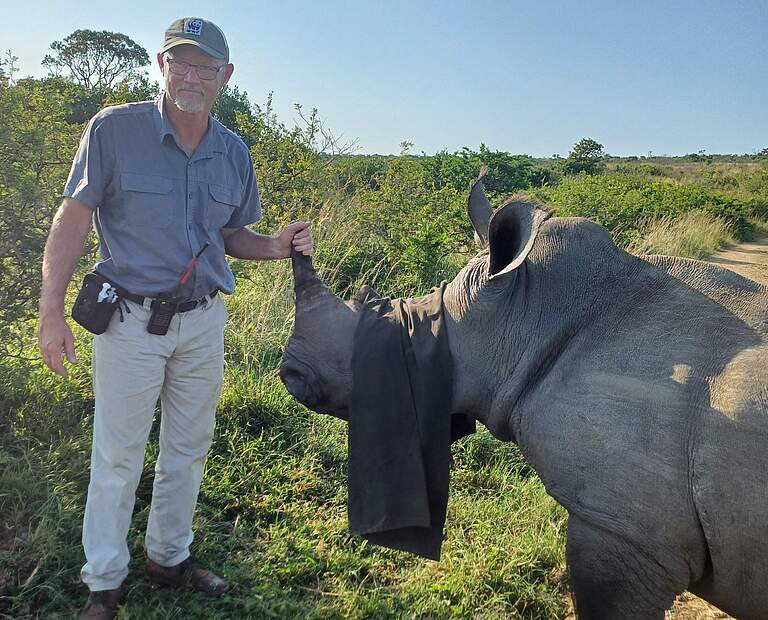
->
<box><xmin>154</xmin><ymin>93</ymin><xmax>175</xmax><ymax>142</ymax></box>
<box><xmin>196</xmin><ymin>116</ymin><xmax>228</xmax><ymax>160</ymax></box>
<box><xmin>154</xmin><ymin>93</ymin><xmax>228</xmax><ymax>159</ymax></box>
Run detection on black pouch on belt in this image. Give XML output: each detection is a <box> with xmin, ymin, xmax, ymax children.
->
<box><xmin>147</xmin><ymin>299</ymin><xmax>177</xmax><ymax>335</ymax></box>
<box><xmin>71</xmin><ymin>272</ymin><xmax>120</xmax><ymax>335</ymax></box>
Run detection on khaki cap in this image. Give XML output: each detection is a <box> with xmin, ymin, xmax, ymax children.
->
<box><xmin>162</xmin><ymin>18</ymin><xmax>229</xmax><ymax>62</ymax></box>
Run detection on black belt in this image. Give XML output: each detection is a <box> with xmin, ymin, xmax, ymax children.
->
<box><xmin>120</xmin><ymin>290</ymin><xmax>218</xmax><ymax>313</ymax></box>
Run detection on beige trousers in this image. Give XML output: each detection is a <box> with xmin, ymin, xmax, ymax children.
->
<box><xmin>80</xmin><ymin>294</ymin><xmax>226</xmax><ymax>591</ymax></box>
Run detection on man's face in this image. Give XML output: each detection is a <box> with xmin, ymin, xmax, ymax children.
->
<box><xmin>157</xmin><ymin>45</ymin><xmax>233</xmax><ymax>115</ymax></box>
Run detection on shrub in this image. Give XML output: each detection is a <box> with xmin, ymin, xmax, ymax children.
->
<box><xmin>0</xmin><ymin>77</ymin><xmax>82</xmax><ymax>351</ymax></box>
<box><xmin>534</xmin><ymin>174</ymin><xmax>755</xmax><ymax>246</ymax></box>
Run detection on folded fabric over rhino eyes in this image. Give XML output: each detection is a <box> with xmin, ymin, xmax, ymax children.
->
<box><xmin>348</xmin><ymin>283</ymin><xmax>475</xmax><ymax>560</ymax></box>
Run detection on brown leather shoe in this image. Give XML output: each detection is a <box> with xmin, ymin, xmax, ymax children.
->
<box><xmin>78</xmin><ymin>587</ymin><xmax>123</xmax><ymax>620</ymax></box>
<box><xmin>145</xmin><ymin>557</ymin><xmax>229</xmax><ymax>597</ymax></box>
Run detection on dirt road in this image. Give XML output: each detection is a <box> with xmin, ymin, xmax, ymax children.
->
<box><xmin>708</xmin><ymin>236</ymin><xmax>768</xmax><ymax>286</ymax></box>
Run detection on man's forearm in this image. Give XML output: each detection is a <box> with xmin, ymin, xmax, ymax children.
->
<box><xmin>223</xmin><ymin>227</ymin><xmax>284</xmax><ymax>260</ymax></box>
<box><xmin>40</xmin><ymin>199</ymin><xmax>94</xmax><ymax>318</ymax></box>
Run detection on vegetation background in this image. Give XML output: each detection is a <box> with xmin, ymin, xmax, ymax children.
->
<box><xmin>1</xmin><ymin>32</ymin><xmax>767</xmax><ymax>618</ymax></box>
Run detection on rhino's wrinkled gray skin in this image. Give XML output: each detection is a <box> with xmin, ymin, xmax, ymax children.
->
<box><xmin>280</xmin><ymin>177</ymin><xmax>768</xmax><ymax>619</ymax></box>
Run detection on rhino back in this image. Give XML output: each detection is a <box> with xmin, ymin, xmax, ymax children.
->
<box><xmin>506</xmin><ymin>224</ymin><xmax>767</xmax><ymax>598</ymax></box>
<box><xmin>643</xmin><ymin>253</ymin><xmax>768</xmax><ymax>332</ymax></box>
<box><xmin>642</xmin><ymin>255</ymin><xmax>768</xmax><ymax>616</ymax></box>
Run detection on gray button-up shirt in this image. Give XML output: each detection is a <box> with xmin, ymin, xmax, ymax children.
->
<box><xmin>63</xmin><ymin>94</ymin><xmax>261</xmax><ymax>299</ymax></box>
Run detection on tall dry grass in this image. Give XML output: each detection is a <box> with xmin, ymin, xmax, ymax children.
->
<box><xmin>749</xmin><ymin>217</ymin><xmax>768</xmax><ymax>238</ymax></box>
<box><xmin>627</xmin><ymin>210</ymin><xmax>736</xmax><ymax>258</ymax></box>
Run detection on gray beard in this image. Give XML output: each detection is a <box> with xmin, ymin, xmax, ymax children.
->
<box><xmin>172</xmin><ymin>93</ymin><xmax>205</xmax><ymax>114</ymax></box>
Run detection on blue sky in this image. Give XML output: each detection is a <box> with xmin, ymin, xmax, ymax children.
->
<box><xmin>2</xmin><ymin>1</ymin><xmax>766</xmax><ymax>156</ymax></box>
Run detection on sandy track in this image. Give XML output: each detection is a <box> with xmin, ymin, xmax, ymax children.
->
<box><xmin>707</xmin><ymin>236</ymin><xmax>768</xmax><ymax>286</ymax></box>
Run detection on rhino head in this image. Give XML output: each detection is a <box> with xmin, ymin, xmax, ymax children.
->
<box><xmin>280</xmin><ymin>172</ymin><xmax>552</xmax><ymax>430</ymax></box>
<box><xmin>278</xmin><ymin>249</ymin><xmax>358</xmax><ymax>419</ymax></box>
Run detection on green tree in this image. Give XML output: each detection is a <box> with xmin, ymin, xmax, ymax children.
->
<box><xmin>562</xmin><ymin>137</ymin><xmax>605</xmax><ymax>175</ymax></box>
<box><xmin>42</xmin><ymin>30</ymin><xmax>150</xmax><ymax>91</ymax></box>
<box><xmin>0</xmin><ymin>50</ymin><xmax>18</xmax><ymax>86</ymax></box>
<box><xmin>103</xmin><ymin>74</ymin><xmax>161</xmax><ymax>108</ymax></box>
<box><xmin>421</xmin><ymin>145</ymin><xmax>551</xmax><ymax>195</ymax></box>
<box><xmin>0</xmin><ymin>76</ymin><xmax>82</xmax><ymax>351</ymax></box>
<box><xmin>32</xmin><ymin>76</ymin><xmax>101</xmax><ymax>124</ymax></box>
<box><xmin>212</xmin><ymin>85</ymin><xmax>255</xmax><ymax>138</ymax></box>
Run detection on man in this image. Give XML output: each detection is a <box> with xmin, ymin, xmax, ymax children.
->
<box><xmin>37</xmin><ymin>18</ymin><xmax>313</xmax><ymax>620</ymax></box>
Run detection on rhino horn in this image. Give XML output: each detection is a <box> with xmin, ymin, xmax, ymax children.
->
<box><xmin>291</xmin><ymin>249</ymin><xmax>333</xmax><ymax>309</ymax></box>
<box><xmin>467</xmin><ymin>166</ymin><xmax>493</xmax><ymax>249</ymax></box>
<box><xmin>488</xmin><ymin>197</ymin><xmax>552</xmax><ymax>278</ymax></box>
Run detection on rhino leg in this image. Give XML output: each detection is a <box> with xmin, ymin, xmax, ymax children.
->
<box><xmin>566</xmin><ymin>514</ymin><xmax>683</xmax><ymax>619</ymax></box>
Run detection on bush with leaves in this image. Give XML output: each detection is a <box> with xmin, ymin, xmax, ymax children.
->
<box><xmin>326</xmin><ymin>144</ymin><xmax>551</xmax><ymax>201</ymax></box>
<box><xmin>237</xmin><ymin>95</ymin><xmax>352</xmax><ymax>229</ymax></box>
<box><xmin>534</xmin><ymin>173</ymin><xmax>755</xmax><ymax>246</ymax></box>
<box><xmin>0</xmin><ymin>76</ymin><xmax>82</xmax><ymax>351</ymax></box>
<box><xmin>447</xmin><ymin>144</ymin><xmax>551</xmax><ymax>194</ymax></box>
<box><xmin>212</xmin><ymin>84</ymin><xmax>256</xmax><ymax>138</ymax></box>
<box><xmin>322</xmin><ymin>155</ymin><xmax>391</xmax><ymax>194</ymax></box>
<box><xmin>317</xmin><ymin>156</ymin><xmax>470</xmax><ymax>298</ymax></box>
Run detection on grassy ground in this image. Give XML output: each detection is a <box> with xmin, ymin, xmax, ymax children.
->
<box><xmin>0</xmin><ymin>354</ymin><xmax>567</xmax><ymax>619</ymax></box>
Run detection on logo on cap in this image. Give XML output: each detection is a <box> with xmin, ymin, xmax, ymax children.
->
<box><xmin>184</xmin><ymin>19</ymin><xmax>203</xmax><ymax>36</ymax></box>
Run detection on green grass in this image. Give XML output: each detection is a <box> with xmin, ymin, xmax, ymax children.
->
<box><xmin>0</xmin><ymin>352</ymin><xmax>568</xmax><ymax>618</ymax></box>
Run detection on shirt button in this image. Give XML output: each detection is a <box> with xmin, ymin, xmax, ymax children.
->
<box><xmin>188</xmin><ymin>193</ymin><xmax>193</xmax><ymax>199</ymax></box>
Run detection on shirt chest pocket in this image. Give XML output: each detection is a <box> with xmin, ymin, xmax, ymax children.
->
<box><xmin>206</xmin><ymin>184</ymin><xmax>239</xmax><ymax>229</ymax></box>
<box><xmin>119</xmin><ymin>173</ymin><xmax>174</xmax><ymax>228</ymax></box>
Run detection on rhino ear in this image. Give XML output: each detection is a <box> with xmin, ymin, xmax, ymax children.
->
<box><xmin>353</xmin><ymin>284</ymin><xmax>382</xmax><ymax>310</ymax></box>
<box><xmin>488</xmin><ymin>197</ymin><xmax>552</xmax><ymax>279</ymax></box>
<box><xmin>467</xmin><ymin>166</ymin><xmax>492</xmax><ymax>249</ymax></box>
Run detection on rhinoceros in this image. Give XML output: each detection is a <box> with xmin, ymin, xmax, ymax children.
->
<box><xmin>279</xmin><ymin>175</ymin><xmax>768</xmax><ymax>619</ymax></box>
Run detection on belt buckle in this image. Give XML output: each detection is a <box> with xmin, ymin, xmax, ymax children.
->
<box><xmin>177</xmin><ymin>295</ymin><xmax>201</xmax><ymax>312</ymax></box>
<box><xmin>198</xmin><ymin>291</ymin><xmax>216</xmax><ymax>308</ymax></box>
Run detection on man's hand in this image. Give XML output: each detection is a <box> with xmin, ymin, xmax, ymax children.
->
<box><xmin>276</xmin><ymin>221</ymin><xmax>313</xmax><ymax>258</ymax></box>
<box><xmin>222</xmin><ymin>221</ymin><xmax>314</xmax><ymax>260</ymax></box>
<box><xmin>38</xmin><ymin>197</ymin><xmax>93</xmax><ymax>377</ymax></box>
<box><xmin>38</xmin><ymin>314</ymin><xmax>77</xmax><ymax>377</ymax></box>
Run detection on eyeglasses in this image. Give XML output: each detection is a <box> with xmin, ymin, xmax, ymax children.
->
<box><xmin>165</xmin><ymin>57</ymin><xmax>226</xmax><ymax>81</ymax></box>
